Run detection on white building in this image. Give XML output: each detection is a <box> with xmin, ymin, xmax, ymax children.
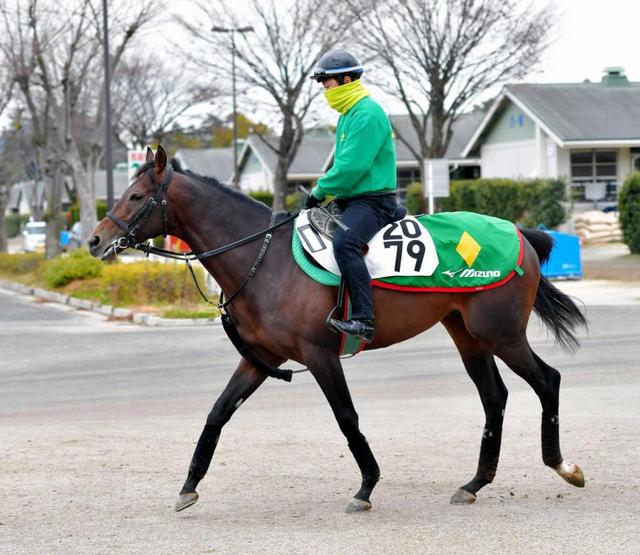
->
<box><xmin>462</xmin><ymin>67</ymin><xmax>640</xmax><ymax>206</ymax></box>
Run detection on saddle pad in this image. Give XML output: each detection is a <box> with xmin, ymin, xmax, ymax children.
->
<box><xmin>292</xmin><ymin>210</ymin><xmax>524</xmax><ymax>292</ymax></box>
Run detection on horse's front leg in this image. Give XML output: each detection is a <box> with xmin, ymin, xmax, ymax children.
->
<box><xmin>176</xmin><ymin>357</ymin><xmax>268</xmax><ymax>512</ymax></box>
<box><xmin>306</xmin><ymin>348</ymin><xmax>380</xmax><ymax>513</ymax></box>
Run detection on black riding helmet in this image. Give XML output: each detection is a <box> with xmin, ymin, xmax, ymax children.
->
<box><xmin>310</xmin><ymin>48</ymin><xmax>364</xmax><ymax>83</ymax></box>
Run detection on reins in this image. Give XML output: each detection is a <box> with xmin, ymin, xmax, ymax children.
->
<box><xmin>123</xmin><ymin>210</ymin><xmax>297</xmax><ymax>311</ymax></box>
<box><xmin>104</xmin><ymin>166</ymin><xmax>307</xmax><ymax>382</ymax></box>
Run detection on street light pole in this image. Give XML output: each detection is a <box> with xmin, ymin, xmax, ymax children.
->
<box><xmin>102</xmin><ymin>0</ymin><xmax>114</xmax><ymax>211</ymax></box>
<box><xmin>212</xmin><ymin>25</ymin><xmax>254</xmax><ymax>189</ymax></box>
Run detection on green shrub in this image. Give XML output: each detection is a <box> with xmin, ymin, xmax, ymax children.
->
<box><xmin>618</xmin><ymin>173</ymin><xmax>640</xmax><ymax>253</ymax></box>
<box><xmin>100</xmin><ymin>260</ymin><xmax>207</xmax><ymax>305</ymax></box>
<box><xmin>43</xmin><ymin>249</ymin><xmax>103</xmax><ymax>288</ymax></box>
<box><xmin>440</xmin><ymin>178</ymin><xmax>567</xmax><ymax>228</ymax></box>
<box><xmin>248</xmin><ymin>190</ymin><xmax>274</xmax><ymax>207</ymax></box>
<box><xmin>69</xmin><ymin>200</ymin><xmax>108</xmax><ymax>224</ymax></box>
<box><xmin>286</xmin><ymin>192</ymin><xmax>305</xmax><ymax>211</ymax></box>
<box><xmin>521</xmin><ymin>179</ymin><xmax>567</xmax><ymax>229</ymax></box>
<box><xmin>0</xmin><ymin>252</ymin><xmax>44</xmax><ymax>275</ymax></box>
<box><xmin>4</xmin><ymin>214</ymin><xmax>30</xmax><ymax>238</ymax></box>
<box><xmin>404</xmin><ymin>182</ymin><xmax>425</xmax><ymax>215</ymax></box>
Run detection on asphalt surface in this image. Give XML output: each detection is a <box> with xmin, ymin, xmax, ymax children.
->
<box><xmin>1</xmin><ymin>285</ymin><xmax>640</xmax><ymax>553</ymax></box>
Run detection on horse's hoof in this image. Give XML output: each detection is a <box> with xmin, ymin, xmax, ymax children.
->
<box><xmin>345</xmin><ymin>497</ymin><xmax>372</xmax><ymax>513</ymax></box>
<box><xmin>450</xmin><ymin>488</ymin><xmax>477</xmax><ymax>505</ymax></box>
<box><xmin>175</xmin><ymin>491</ymin><xmax>199</xmax><ymax>512</ymax></box>
<box><xmin>554</xmin><ymin>462</ymin><xmax>585</xmax><ymax>488</ymax></box>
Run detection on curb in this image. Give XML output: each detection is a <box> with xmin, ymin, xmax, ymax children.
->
<box><xmin>0</xmin><ymin>279</ymin><xmax>221</xmax><ymax>327</ymax></box>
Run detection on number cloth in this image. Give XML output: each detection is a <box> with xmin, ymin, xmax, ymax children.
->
<box><xmin>292</xmin><ymin>211</ymin><xmax>525</xmax><ymax>292</ymax></box>
<box><xmin>311</xmin><ymin>93</ymin><xmax>397</xmax><ymax>201</ymax></box>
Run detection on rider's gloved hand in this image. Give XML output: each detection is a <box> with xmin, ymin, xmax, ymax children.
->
<box><xmin>305</xmin><ymin>194</ymin><xmax>322</xmax><ymax>210</ymax></box>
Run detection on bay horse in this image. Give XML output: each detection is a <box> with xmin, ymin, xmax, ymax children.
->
<box><xmin>88</xmin><ymin>146</ymin><xmax>587</xmax><ymax>513</ymax></box>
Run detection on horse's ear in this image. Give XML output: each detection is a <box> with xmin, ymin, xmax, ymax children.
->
<box><xmin>155</xmin><ymin>145</ymin><xmax>167</xmax><ymax>173</ymax></box>
<box><xmin>146</xmin><ymin>146</ymin><xmax>154</xmax><ymax>163</ymax></box>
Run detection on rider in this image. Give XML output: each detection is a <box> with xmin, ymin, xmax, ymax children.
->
<box><xmin>307</xmin><ymin>48</ymin><xmax>398</xmax><ymax>343</ymax></box>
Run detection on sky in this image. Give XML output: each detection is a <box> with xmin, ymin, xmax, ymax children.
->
<box><xmin>531</xmin><ymin>0</ymin><xmax>639</xmax><ymax>84</ymax></box>
<box><xmin>2</xmin><ymin>0</ymin><xmax>639</xmax><ymax>131</ymax></box>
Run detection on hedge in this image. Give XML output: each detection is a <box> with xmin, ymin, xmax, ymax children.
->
<box><xmin>439</xmin><ymin>178</ymin><xmax>567</xmax><ymax>228</ymax></box>
<box><xmin>43</xmin><ymin>249</ymin><xmax>103</xmax><ymax>288</ymax></box>
<box><xmin>69</xmin><ymin>200</ymin><xmax>108</xmax><ymax>224</ymax></box>
<box><xmin>100</xmin><ymin>260</ymin><xmax>207</xmax><ymax>305</ymax></box>
<box><xmin>4</xmin><ymin>214</ymin><xmax>30</xmax><ymax>238</ymax></box>
<box><xmin>248</xmin><ymin>189</ymin><xmax>305</xmax><ymax>211</ymax></box>
<box><xmin>618</xmin><ymin>173</ymin><xmax>640</xmax><ymax>253</ymax></box>
<box><xmin>0</xmin><ymin>252</ymin><xmax>44</xmax><ymax>275</ymax></box>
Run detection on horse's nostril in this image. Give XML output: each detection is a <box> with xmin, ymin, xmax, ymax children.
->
<box><xmin>88</xmin><ymin>235</ymin><xmax>101</xmax><ymax>249</ymax></box>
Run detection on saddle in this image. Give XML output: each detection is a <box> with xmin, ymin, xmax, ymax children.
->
<box><xmin>308</xmin><ymin>200</ymin><xmax>408</xmax><ymax>241</ymax></box>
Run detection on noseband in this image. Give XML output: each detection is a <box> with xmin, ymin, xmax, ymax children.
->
<box><xmin>106</xmin><ymin>165</ymin><xmax>174</xmax><ymax>247</ymax></box>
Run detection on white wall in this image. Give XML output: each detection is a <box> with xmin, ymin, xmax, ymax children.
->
<box><xmin>480</xmin><ymin>140</ymin><xmax>538</xmax><ymax>178</ymax></box>
<box><xmin>618</xmin><ymin>147</ymin><xmax>631</xmax><ymax>181</ymax></box>
<box><xmin>545</xmin><ymin>136</ymin><xmax>559</xmax><ymax>178</ymax></box>
<box><xmin>557</xmin><ymin>147</ymin><xmax>571</xmax><ymax>178</ymax></box>
<box><xmin>239</xmin><ymin>169</ymin><xmax>273</xmax><ymax>192</ymax></box>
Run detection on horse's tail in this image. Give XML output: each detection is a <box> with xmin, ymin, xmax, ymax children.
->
<box><xmin>520</xmin><ymin>228</ymin><xmax>588</xmax><ymax>352</ymax></box>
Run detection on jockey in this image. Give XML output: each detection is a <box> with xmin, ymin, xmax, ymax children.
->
<box><xmin>308</xmin><ymin>48</ymin><xmax>398</xmax><ymax>343</ymax></box>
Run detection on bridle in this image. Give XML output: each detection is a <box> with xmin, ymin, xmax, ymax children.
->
<box><xmin>105</xmin><ymin>165</ymin><xmax>174</xmax><ymax>251</ymax></box>
<box><xmin>100</xmin><ymin>164</ymin><xmax>304</xmax><ymax>382</ymax></box>
<box><xmin>101</xmin><ymin>163</ymin><xmax>297</xmax><ymax>311</ymax></box>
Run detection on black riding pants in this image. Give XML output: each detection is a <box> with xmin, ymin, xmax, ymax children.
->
<box><xmin>333</xmin><ymin>193</ymin><xmax>398</xmax><ymax>320</ymax></box>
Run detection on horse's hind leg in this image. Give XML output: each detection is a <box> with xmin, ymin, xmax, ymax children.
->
<box><xmin>442</xmin><ymin>312</ymin><xmax>509</xmax><ymax>505</ymax></box>
<box><xmin>493</xmin><ymin>340</ymin><xmax>585</xmax><ymax>488</ymax></box>
<box><xmin>176</xmin><ymin>357</ymin><xmax>269</xmax><ymax>512</ymax></box>
<box><xmin>305</xmin><ymin>348</ymin><xmax>380</xmax><ymax>513</ymax></box>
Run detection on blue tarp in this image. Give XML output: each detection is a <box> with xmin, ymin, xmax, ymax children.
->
<box><xmin>540</xmin><ymin>230</ymin><xmax>582</xmax><ymax>279</ymax></box>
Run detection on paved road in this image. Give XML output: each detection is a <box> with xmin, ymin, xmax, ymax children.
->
<box><xmin>1</xmin><ymin>286</ymin><xmax>639</xmax><ymax>553</ymax></box>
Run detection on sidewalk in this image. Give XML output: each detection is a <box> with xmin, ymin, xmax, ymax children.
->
<box><xmin>0</xmin><ymin>279</ymin><xmax>220</xmax><ymax>327</ymax></box>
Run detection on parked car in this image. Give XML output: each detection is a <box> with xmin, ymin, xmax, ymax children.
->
<box><xmin>23</xmin><ymin>221</ymin><xmax>47</xmax><ymax>252</ymax></box>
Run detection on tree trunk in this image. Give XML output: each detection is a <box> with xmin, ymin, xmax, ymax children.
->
<box><xmin>0</xmin><ymin>183</ymin><xmax>8</xmax><ymax>253</ymax></box>
<box><xmin>70</xmin><ymin>144</ymin><xmax>97</xmax><ymax>245</ymax></box>
<box><xmin>44</xmin><ymin>166</ymin><xmax>63</xmax><ymax>260</ymax></box>
<box><xmin>273</xmin><ymin>158</ymin><xmax>289</xmax><ymax>212</ymax></box>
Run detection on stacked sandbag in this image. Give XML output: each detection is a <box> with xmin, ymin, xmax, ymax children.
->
<box><xmin>573</xmin><ymin>211</ymin><xmax>623</xmax><ymax>244</ymax></box>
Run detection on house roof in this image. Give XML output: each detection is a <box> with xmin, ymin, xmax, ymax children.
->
<box><xmin>239</xmin><ymin>134</ymin><xmax>335</xmax><ymax>178</ymax></box>
<box><xmin>389</xmin><ymin>112</ymin><xmax>485</xmax><ymax>163</ymax></box>
<box><xmin>94</xmin><ymin>170</ymin><xmax>131</xmax><ymax>201</ymax></box>
<box><xmin>174</xmin><ymin>147</ymin><xmax>234</xmax><ymax>183</ymax></box>
<box><xmin>463</xmin><ymin>79</ymin><xmax>640</xmax><ymax>156</ymax></box>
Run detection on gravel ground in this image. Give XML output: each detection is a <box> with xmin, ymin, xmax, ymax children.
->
<box><xmin>1</xmin><ymin>277</ymin><xmax>640</xmax><ymax>554</ymax></box>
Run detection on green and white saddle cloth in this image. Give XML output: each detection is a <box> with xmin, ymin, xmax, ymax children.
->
<box><xmin>293</xmin><ymin>210</ymin><xmax>524</xmax><ymax>291</ymax></box>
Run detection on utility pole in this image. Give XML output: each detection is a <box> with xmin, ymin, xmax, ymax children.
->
<box><xmin>211</xmin><ymin>25</ymin><xmax>254</xmax><ymax>189</ymax></box>
<box><xmin>102</xmin><ymin>0</ymin><xmax>114</xmax><ymax>210</ymax></box>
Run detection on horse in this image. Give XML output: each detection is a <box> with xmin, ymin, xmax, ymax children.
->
<box><xmin>88</xmin><ymin>146</ymin><xmax>587</xmax><ymax>513</ymax></box>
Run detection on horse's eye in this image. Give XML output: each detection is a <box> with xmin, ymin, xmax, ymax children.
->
<box><xmin>129</xmin><ymin>193</ymin><xmax>144</xmax><ymax>201</ymax></box>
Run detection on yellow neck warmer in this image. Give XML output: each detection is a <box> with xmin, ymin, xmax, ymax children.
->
<box><xmin>324</xmin><ymin>79</ymin><xmax>370</xmax><ymax>115</ymax></box>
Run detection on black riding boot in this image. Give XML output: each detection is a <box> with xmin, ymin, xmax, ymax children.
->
<box><xmin>328</xmin><ymin>318</ymin><xmax>375</xmax><ymax>343</ymax></box>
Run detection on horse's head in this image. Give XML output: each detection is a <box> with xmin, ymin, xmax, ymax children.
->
<box><xmin>88</xmin><ymin>145</ymin><xmax>175</xmax><ymax>259</ymax></box>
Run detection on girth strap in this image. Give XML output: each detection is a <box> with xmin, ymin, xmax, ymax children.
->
<box><xmin>220</xmin><ymin>314</ymin><xmax>293</xmax><ymax>382</ymax></box>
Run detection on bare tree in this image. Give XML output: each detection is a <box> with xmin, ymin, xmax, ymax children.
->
<box><xmin>111</xmin><ymin>54</ymin><xmax>215</xmax><ymax>148</ymax></box>
<box><xmin>349</xmin><ymin>0</ymin><xmax>554</xmax><ymax>170</ymax></box>
<box><xmin>180</xmin><ymin>0</ymin><xmax>354</xmax><ymax>210</ymax></box>
<box><xmin>0</xmin><ymin>57</ymin><xmax>16</xmax><ymax>252</ymax></box>
<box><xmin>0</xmin><ymin>0</ymin><xmax>159</xmax><ymax>257</ymax></box>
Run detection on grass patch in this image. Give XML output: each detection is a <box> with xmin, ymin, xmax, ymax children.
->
<box><xmin>0</xmin><ymin>251</ymin><xmax>220</xmax><ymax>318</ymax></box>
<box><xmin>161</xmin><ymin>307</ymin><xmax>220</xmax><ymax>319</ymax></box>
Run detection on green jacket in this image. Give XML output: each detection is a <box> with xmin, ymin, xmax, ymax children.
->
<box><xmin>312</xmin><ymin>96</ymin><xmax>397</xmax><ymax>200</ymax></box>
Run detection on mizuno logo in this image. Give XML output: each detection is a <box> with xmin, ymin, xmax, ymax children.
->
<box><xmin>443</xmin><ymin>268</ymin><xmax>501</xmax><ymax>278</ymax></box>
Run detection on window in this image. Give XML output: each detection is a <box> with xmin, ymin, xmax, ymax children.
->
<box><xmin>570</xmin><ymin>150</ymin><xmax>618</xmax><ymax>201</ymax></box>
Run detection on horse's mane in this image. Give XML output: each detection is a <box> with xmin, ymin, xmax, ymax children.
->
<box><xmin>169</xmin><ymin>158</ymin><xmax>269</xmax><ymax>210</ymax></box>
